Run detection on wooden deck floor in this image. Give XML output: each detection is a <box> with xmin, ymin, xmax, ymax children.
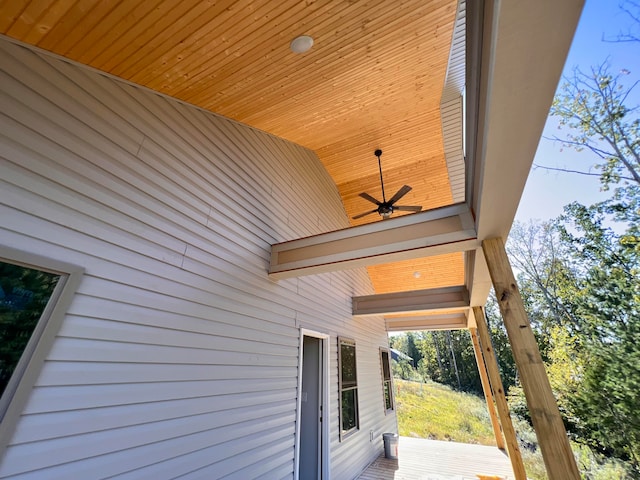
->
<box><xmin>357</xmin><ymin>437</ymin><xmax>515</xmax><ymax>480</ymax></box>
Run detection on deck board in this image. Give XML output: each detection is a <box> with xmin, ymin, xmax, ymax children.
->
<box><xmin>357</xmin><ymin>437</ymin><xmax>515</xmax><ymax>480</ymax></box>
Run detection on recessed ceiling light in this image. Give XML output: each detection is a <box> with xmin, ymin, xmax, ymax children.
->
<box><xmin>413</xmin><ymin>271</ymin><xmax>421</xmax><ymax>279</ymax></box>
<box><xmin>290</xmin><ymin>35</ymin><xmax>314</xmax><ymax>54</ymax></box>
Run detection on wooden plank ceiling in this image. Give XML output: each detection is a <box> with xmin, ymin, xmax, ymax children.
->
<box><xmin>0</xmin><ymin>0</ymin><xmax>464</xmax><ymax>295</ymax></box>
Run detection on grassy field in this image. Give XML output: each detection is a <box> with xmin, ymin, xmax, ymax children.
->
<box><xmin>394</xmin><ymin>379</ymin><xmax>633</xmax><ymax>479</ymax></box>
<box><xmin>395</xmin><ymin>378</ymin><xmax>497</xmax><ymax>445</ymax></box>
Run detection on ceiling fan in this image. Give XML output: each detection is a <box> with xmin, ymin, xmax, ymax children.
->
<box><xmin>352</xmin><ymin>149</ymin><xmax>422</xmax><ymax>220</ymax></box>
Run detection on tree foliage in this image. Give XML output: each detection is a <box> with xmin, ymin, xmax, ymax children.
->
<box><xmin>483</xmin><ymin>296</ymin><xmax>517</xmax><ymax>391</ymax></box>
<box><xmin>531</xmin><ymin>14</ymin><xmax>640</xmax><ymax>467</ymax></box>
<box><xmin>390</xmin><ymin>330</ymin><xmax>486</xmax><ymax>396</ymax></box>
<box><xmin>506</xmin><ymin>206</ymin><xmax>639</xmax><ymax>471</ymax></box>
<box><xmin>558</xmin><ymin>203</ymin><xmax>639</xmax><ymax>467</ymax></box>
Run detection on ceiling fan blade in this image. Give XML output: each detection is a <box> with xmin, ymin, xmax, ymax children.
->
<box><xmin>359</xmin><ymin>192</ymin><xmax>382</xmax><ymax>205</ymax></box>
<box><xmin>387</xmin><ymin>185</ymin><xmax>412</xmax><ymax>205</ymax></box>
<box><xmin>394</xmin><ymin>205</ymin><xmax>422</xmax><ymax>212</ymax></box>
<box><xmin>352</xmin><ymin>208</ymin><xmax>378</xmax><ymax>220</ymax></box>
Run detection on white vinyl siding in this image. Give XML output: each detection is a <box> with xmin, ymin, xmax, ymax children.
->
<box><xmin>0</xmin><ymin>38</ymin><xmax>395</xmax><ymax>480</ymax></box>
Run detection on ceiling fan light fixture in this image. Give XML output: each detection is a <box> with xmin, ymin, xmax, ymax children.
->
<box><xmin>290</xmin><ymin>35</ymin><xmax>314</xmax><ymax>54</ymax></box>
<box><xmin>379</xmin><ymin>205</ymin><xmax>393</xmax><ymax>219</ymax></box>
<box><xmin>351</xmin><ymin>149</ymin><xmax>422</xmax><ymax>221</ymax></box>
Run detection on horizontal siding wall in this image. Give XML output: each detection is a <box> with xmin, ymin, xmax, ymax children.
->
<box><xmin>0</xmin><ymin>37</ymin><xmax>395</xmax><ymax>480</ymax></box>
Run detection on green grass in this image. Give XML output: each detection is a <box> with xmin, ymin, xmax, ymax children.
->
<box><xmin>394</xmin><ymin>379</ymin><xmax>634</xmax><ymax>479</ymax></box>
<box><xmin>395</xmin><ymin>379</ymin><xmax>497</xmax><ymax>445</ymax></box>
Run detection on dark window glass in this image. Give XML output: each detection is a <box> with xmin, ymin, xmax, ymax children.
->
<box><xmin>380</xmin><ymin>349</ymin><xmax>394</xmax><ymax>411</ymax></box>
<box><xmin>339</xmin><ymin>338</ymin><xmax>359</xmax><ymax>438</ymax></box>
<box><xmin>341</xmin><ymin>389</ymin><xmax>358</xmax><ymax>432</ymax></box>
<box><xmin>381</xmin><ymin>350</ymin><xmax>391</xmax><ymax>380</ymax></box>
<box><xmin>340</xmin><ymin>342</ymin><xmax>357</xmax><ymax>387</ymax></box>
<box><xmin>0</xmin><ymin>262</ymin><xmax>60</xmax><ymax>398</ymax></box>
<box><xmin>383</xmin><ymin>382</ymin><xmax>393</xmax><ymax>411</ymax></box>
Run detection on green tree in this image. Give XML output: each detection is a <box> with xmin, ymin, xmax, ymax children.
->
<box><xmin>413</xmin><ymin>330</ymin><xmax>482</xmax><ymax>395</ymax></box>
<box><xmin>391</xmin><ymin>358</ymin><xmax>417</xmax><ymax>381</ymax></box>
<box><xmin>506</xmin><ymin>207</ymin><xmax>639</xmax><ymax>471</ymax></box>
<box><xmin>556</xmin><ymin>202</ymin><xmax>640</xmax><ymax>469</ymax></box>
<box><xmin>507</xmin><ymin>221</ymin><xmax>580</xmax><ymax>332</ymax></box>
<box><xmin>483</xmin><ymin>296</ymin><xmax>517</xmax><ymax>392</ymax></box>
<box><xmin>389</xmin><ymin>334</ymin><xmax>406</xmax><ymax>355</ymax></box>
<box><xmin>405</xmin><ymin>332</ymin><xmax>422</xmax><ymax>367</ymax></box>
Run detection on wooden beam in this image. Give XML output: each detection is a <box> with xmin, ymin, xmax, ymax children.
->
<box><xmin>482</xmin><ymin>238</ymin><xmax>580</xmax><ymax>480</ymax></box>
<box><xmin>385</xmin><ymin>312</ymin><xmax>468</xmax><ymax>332</ymax></box>
<box><xmin>353</xmin><ymin>286</ymin><xmax>469</xmax><ymax>316</ymax></box>
<box><xmin>269</xmin><ymin>204</ymin><xmax>477</xmax><ymax>280</ymax></box>
<box><xmin>469</xmin><ymin>327</ymin><xmax>505</xmax><ymax>450</ymax></box>
<box><xmin>473</xmin><ymin>306</ymin><xmax>527</xmax><ymax>480</ymax></box>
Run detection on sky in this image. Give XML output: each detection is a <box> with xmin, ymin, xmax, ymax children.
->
<box><xmin>515</xmin><ymin>0</ymin><xmax>640</xmax><ymax>223</ymax></box>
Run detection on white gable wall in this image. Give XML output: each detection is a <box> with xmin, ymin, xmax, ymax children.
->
<box><xmin>0</xmin><ymin>38</ymin><xmax>396</xmax><ymax>479</ymax></box>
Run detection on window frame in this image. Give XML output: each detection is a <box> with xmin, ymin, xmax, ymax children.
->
<box><xmin>0</xmin><ymin>246</ymin><xmax>83</xmax><ymax>455</ymax></box>
<box><xmin>379</xmin><ymin>347</ymin><xmax>394</xmax><ymax>413</ymax></box>
<box><xmin>338</xmin><ymin>336</ymin><xmax>359</xmax><ymax>441</ymax></box>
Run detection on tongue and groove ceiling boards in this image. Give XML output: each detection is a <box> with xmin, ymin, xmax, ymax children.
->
<box><xmin>0</xmin><ymin>0</ymin><xmax>466</xmax><ymax>301</ymax></box>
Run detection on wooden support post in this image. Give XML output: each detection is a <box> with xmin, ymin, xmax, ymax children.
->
<box><xmin>469</xmin><ymin>327</ymin><xmax>505</xmax><ymax>450</ymax></box>
<box><xmin>482</xmin><ymin>237</ymin><xmax>580</xmax><ymax>480</ymax></box>
<box><xmin>473</xmin><ymin>307</ymin><xmax>527</xmax><ymax>480</ymax></box>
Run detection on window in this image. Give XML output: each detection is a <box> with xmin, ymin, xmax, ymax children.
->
<box><xmin>1</xmin><ymin>261</ymin><xmax>61</xmax><ymax>404</ymax></box>
<box><xmin>0</xmin><ymin>248</ymin><xmax>82</xmax><ymax>455</ymax></box>
<box><xmin>338</xmin><ymin>337</ymin><xmax>359</xmax><ymax>439</ymax></box>
<box><xmin>380</xmin><ymin>348</ymin><xmax>394</xmax><ymax>412</ymax></box>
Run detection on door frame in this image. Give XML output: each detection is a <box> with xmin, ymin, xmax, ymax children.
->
<box><xmin>295</xmin><ymin>328</ymin><xmax>330</xmax><ymax>480</ymax></box>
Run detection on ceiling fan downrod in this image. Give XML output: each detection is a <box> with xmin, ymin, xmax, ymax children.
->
<box><xmin>375</xmin><ymin>149</ymin><xmax>386</xmax><ymax>203</ymax></box>
<box><xmin>351</xmin><ymin>149</ymin><xmax>423</xmax><ymax>221</ymax></box>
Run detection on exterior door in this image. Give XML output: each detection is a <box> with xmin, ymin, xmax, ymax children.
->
<box><xmin>299</xmin><ymin>335</ymin><xmax>324</xmax><ymax>479</ymax></box>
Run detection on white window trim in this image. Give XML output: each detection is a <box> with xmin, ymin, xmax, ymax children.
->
<box><xmin>0</xmin><ymin>246</ymin><xmax>83</xmax><ymax>457</ymax></box>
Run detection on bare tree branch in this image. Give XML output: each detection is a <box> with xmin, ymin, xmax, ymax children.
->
<box><xmin>533</xmin><ymin>163</ymin><xmax>608</xmax><ymax>178</ymax></box>
<box><xmin>550</xmin><ymin>63</ymin><xmax>640</xmax><ymax>188</ymax></box>
<box><xmin>543</xmin><ymin>135</ymin><xmax>614</xmax><ymax>160</ymax></box>
<box><xmin>602</xmin><ymin>0</ymin><xmax>640</xmax><ymax>43</ymax></box>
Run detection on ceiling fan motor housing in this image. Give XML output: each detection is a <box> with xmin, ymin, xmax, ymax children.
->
<box><xmin>378</xmin><ymin>205</ymin><xmax>394</xmax><ymax>218</ymax></box>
